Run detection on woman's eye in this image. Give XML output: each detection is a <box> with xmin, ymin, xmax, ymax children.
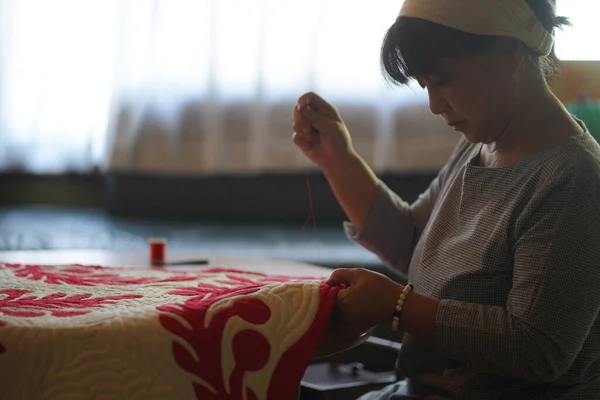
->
<box><xmin>418</xmin><ymin>76</ymin><xmax>451</xmax><ymax>89</ymax></box>
<box><xmin>434</xmin><ymin>77</ymin><xmax>451</xmax><ymax>87</ymax></box>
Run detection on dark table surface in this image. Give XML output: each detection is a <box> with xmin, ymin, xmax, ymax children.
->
<box><xmin>0</xmin><ymin>205</ymin><xmax>384</xmax><ymax>269</ymax></box>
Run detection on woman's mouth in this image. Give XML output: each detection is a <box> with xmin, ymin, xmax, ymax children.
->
<box><xmin>448</xmin><ymin>120</ymin><xmax>467</xmax><ymax>130</ymax></box>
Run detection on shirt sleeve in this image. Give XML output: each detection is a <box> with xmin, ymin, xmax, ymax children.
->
<box><xmin>344</xmin><ymin>139</ymin><xmax>466</xmax><ymax>277</ymax></box>
<box><xmin>343</xmin><ymin>181</ymin><xmax>417</xmax><ymax>277</ymax></box>
<box><xmin>434</xmin><ymin>172</ymin><xmax>600</xmax><ymax>382</ymax></box>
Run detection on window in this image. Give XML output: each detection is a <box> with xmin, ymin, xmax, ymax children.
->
<box><xmin>554</xmin><ymin>1</ymin><xmax>600</xmax><ymax>61</ymax></box>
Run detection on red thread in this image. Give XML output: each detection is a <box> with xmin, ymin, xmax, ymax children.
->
<box><xmin>302</xmin><ymin>172</ymin><xmax>320</xmax><ymax>277</ymax></box>
<box><xmin>301</xmin><ymin>94</ymin><xmax>322</xmax><ymax>275</ymax></box>
<box><xmin>301</xmin><ymin>172</ymin><xmax>318</xmax><ymax>238</ymax></box>
<box><xmin>149</xmin><ymin>239</ymin><xmax>167</xmax><ymax>265</ymax></box>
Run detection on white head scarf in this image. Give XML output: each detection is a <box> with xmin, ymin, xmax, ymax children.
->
<box><xmin>399</xmin><ymin>0</ymin><xmax>555</xmax><ymax>55</ymax></box>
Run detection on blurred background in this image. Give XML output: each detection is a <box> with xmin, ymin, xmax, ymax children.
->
<box><xmin>0</xmin><ymin>0</ymin><xmax>597</xmax><ymax>269</ymax></box>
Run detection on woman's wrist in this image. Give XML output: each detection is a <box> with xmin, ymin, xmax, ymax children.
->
<box><xmin>391</xmin><ymin>284</ymin><xmax>414</xmax><ymax>332</ymax></box>
<box><xmin>319</xmin><ymin>149</ymin><xmax>361</xmax><ymax>176</ymax></box>
<box><xmin>396</xmin><ymin>289</ymin><xmax>439</xmax><ymax>342</ymax></box>
<box><xmin>384</xmin><ymin>283</ymin><xmax>406</xmax><ymax>326</ymax></box>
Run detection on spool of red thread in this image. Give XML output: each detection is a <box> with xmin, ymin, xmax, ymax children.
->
<box><xmin>149</xmin><ymin>238</ymin><xmax>167</xmax><ymax>266</ymax></box>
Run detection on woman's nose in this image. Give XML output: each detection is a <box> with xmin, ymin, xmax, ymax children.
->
<box><xmin>427</xmin><ymin>87</ymin><xmax>449</xmax><ymax>116</ymax></box>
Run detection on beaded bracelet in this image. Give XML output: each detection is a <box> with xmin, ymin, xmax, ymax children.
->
<box><xmin>391</xmin><ymin>284</ymin><xmax>414</xmax><ymax>332</ymax></box>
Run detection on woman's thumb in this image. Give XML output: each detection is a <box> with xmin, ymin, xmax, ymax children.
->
<box><xmin>302</xmin><ymin>106</ymin><xmax>339</xmax><ymax>133</ymax></box>
<box><xmin>326</xmin><ymin>268</ymin><xmax>357</xmax><ymax>286</ymax></box>
<box><xmin>300</xmin><ymin>92</ymin><xmax>341</xmax><ymax>122</ymax></box>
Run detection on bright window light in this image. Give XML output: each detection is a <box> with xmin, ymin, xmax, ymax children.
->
<box><xmin>554</xmin><ymin>1</ymin><xmax>600</xmax><ymax>61</ymax></box>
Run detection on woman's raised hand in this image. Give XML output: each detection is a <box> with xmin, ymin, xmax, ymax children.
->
<box><xmin>292</xmin><ymin>92</ymin><xmax>356</xmax><ymax>169</ymax></box>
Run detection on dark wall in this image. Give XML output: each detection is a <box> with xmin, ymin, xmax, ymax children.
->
<box><xmin>105</xmin><ymin>171</ymin><xmax>436</xmax><ymax>222</ymax></box>
<box><xmin>0</xmin><ymin>171</ymin><xmax>437</xmax><ymax>222</ymax></box>
<box><xmin>0</xmin><ymin>173</ymin><xmax>105</xmax><ymax>208</ymax></box>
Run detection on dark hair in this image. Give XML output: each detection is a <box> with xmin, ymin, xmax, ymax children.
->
<box><xmin>381</xmin><ymin>0</ymin><xmax>571</xmax><ymax>85</ymax></box>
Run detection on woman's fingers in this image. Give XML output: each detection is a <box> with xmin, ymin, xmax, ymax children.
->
<box><xmin>298</xmin><ymin>92</ymin><xmax>341</xmax><ymax>121</ymax></box>
<box><xmin>292</xmin><ymin>106</ymin><xmax>314</xmax><ymax>145</ymax></box>
<box><xmin>326</xmin><ymin>268</ymin><xmax>359</xmax><ymax>286</ymax></box>
<box><xmin>292</xmin><ymin>131</ymin><xmax>314</xmax><ymax>151</ymax></box>
<box><xmin>293</xmin><ymin>103</ymin><xmax>315</xmax><ymax>135</ymax></box>
<box><xmin>301</xmin><ymin>105</ymin><xmax>340</xmax><ymax>134</ymax></box>
<box><xmin>294</xmin><ymin>91</ymin><xmax>344</xmax><ymax>135</ymax></box>
<box><xmin>292</xmin><ymin>120</ymin><xmax>312</xmax><ymax>136</ymax></box>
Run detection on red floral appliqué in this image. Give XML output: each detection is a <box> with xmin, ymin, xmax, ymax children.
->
<box><xmin>158</xmin><ymin>275</ymin><xmax>282</xmax><ymax>400</ymax></box>
<box><xmin>180</xmin><ymin>268</ymin><xmax>315</xmax><ymax>287</ymax></box>
<box><xmin>4</xmin><ymin>263</ymin><xmax>199</xmax><ymax>286</ymax></box>
<box><xmin>0</xmin><ymin>289</ymin><xmax>142</xmax><ymax>318</ymax></box>
<box><xmin>157</xmin><ymin>266</ymin><xmax>327</xmax><ymax>399</ymax></box>
<box><xmin>158</xmin><ymin>273</ymin><xmax>338</xmax><ymax>400</ymax></box>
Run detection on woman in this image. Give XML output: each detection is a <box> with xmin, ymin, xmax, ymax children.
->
<box><xmin>292</xmin><ymin>0</ymin><xmax>600</xmax><ymax>399</ymax></box>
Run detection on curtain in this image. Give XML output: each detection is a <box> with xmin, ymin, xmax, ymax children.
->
<box><xmin>0</xmin><ymin>0</ymin><xmax>462</xmax><ymax>174</ymax></box>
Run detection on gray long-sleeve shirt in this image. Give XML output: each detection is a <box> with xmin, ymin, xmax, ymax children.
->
<box><xmin>346</xmin><ymin>131</ymin><xmax>600</xmax><ymax>399</ymax></box>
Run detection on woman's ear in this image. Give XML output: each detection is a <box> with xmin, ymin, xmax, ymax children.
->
<box><xmin>498</xmin><ymin>37</ymin><xmax>526</xmax><ymax>74</ymax></box>
<box><xmin>495</xmin><ymin>37</ymin><xmax>528</xmax><ymax>101</ymax></box>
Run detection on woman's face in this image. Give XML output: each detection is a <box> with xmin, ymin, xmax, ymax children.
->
<box><xmin>418</xmin><ymin>44</ymin><xmax>522</xmax><ymax>144</ymax></box>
